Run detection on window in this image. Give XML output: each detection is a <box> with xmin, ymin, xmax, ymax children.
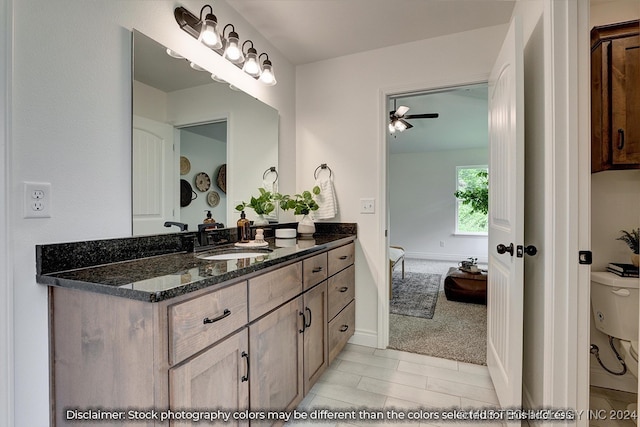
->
<box><xmin>455</xmin><ymin>165</ymin><xmax>488</xmax><ymax>234</ymax></box>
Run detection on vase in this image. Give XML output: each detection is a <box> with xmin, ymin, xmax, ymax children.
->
<box><xmin>632</xmin><ymin>253</ymin><xmax>639</xmax><ymax>268</ymax></box>
<box><xmin>297</xmin><ymin>214</ymin><xmax>315</xmax><ymax>238</ymax></box>
<box><xmin>253</xmin><ymin>214</ymin><xmax>269</xmax><ymax>226</ymax></box>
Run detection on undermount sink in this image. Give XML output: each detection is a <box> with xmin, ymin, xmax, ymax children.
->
<box><xmin>197</xmin><ymin>247</ymin><xmax>273</xmax><ymax>261</ymax></box>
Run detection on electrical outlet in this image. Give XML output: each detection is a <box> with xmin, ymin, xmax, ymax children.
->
<box><xmin>360</xmin><ymin>198</ymin><xmax>375</xmax><ymax>214</ymax></box>
<box><xmin>24</xmin><ymin>182</ymin><xmax>51</xmax><ymax>218</ymax></box>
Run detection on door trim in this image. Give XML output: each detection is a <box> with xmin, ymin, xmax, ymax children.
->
<box><xmin>378</xmin><ymin>73</ymin><xmax>490</xmax><ymax>349</ymax></box>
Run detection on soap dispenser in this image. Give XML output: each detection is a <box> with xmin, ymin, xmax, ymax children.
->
<box><xmin>203</xmin><ymin>210</ymin><xmax>215</xmax><ymax>224</ymax></box>
<box><xmin>237</xmin><ymin>211</ymin><xmax>251</xmax><ymax>243</ymax></box>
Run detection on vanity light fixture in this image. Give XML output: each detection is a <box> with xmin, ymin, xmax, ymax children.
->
<box><xmin>189</xmin><ymin>62</ymin><xmax>208</xmax><ymax>72</ymax></box>
<box><xmin>242</xmin><ymin>41</ymin><xmax>261</xmax><ymax>77</ymax></box>
<box><xmin>258</xmin><ymin>53</ymin><xmax>277</xmax><ymax>86</ymax></box>
<box><xmin>174</xmin><ymin>4</ymin><xmax>277</xmax><ymax>86</ymax></box>
<box><xmin>222</xmin><ymin>24</ymin><xmax>244</xmax><ymax>64</ymax></box>
<box><xmin>166</xmin><ymin>48</ymin><xmax>184</xmax><ymax>59</ymax></box>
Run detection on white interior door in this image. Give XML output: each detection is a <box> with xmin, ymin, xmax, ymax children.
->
<box><xmin>486</xmin><ymin>17</ymin><xmax>524</xmax><ymax>410</ymax></box>
<box><xmin>132</xmin><ymin>115</ymin><xmax>177</xmax><ymax>235</ymax></box>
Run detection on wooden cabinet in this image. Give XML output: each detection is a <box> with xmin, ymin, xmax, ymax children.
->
<box><xmin>249</xmin><ymin>297</ymin><xmax>304</xmax><ymax>414</ymax></box>
<box><xmin>169</xmin><ymin>329</ymin><xmax>249</xmax><ymax>427</ymax></box>
<box><xmin>302</xmin><ymin>282</ymin><xmax>328</xmax><ymax>394</ymax></box>
<box><xmin>326</xmin><ymin>244</ymin><xmax>356</xmax><ymax>364</ymax></box>
<box><xmin>591</xmin><ymin>20</ymin><xmax>640</xmax><ymax>173</ymax></box>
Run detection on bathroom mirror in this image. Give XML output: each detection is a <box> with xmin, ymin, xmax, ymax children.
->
<box><xmin>132</xmin><ymin>30</ymin><xmax>279</xmax><ymax>236</ymax></box>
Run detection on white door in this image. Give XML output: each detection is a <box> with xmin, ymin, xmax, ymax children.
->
<box><xmin>132</xmin><ymin>115</ymin><xmax>177</xmax><ymax>235</ymax></box>
<box><xmin>486</xmin><ymin>17</ymin><xmax>525</xmax><ymax>410</ymax></box>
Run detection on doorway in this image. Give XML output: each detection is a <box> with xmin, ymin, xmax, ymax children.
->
<box><xmin>386</xmin><ymin>83</ymin><xmax>489</xmax><ymax>365</ymax></box>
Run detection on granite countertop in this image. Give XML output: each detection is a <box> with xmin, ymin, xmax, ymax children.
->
<box><xmin>37</xmin><ymin>232</ymin><xmax>356</xmax><ymax>303</ymax></box>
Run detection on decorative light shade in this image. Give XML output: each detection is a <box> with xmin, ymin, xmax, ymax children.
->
<box><xmin>223</xmin><ymin>24</ymin><xmax>244</xmax><ymax>64</ymax></box>
<box><xmin>258</xmin><ymin>53</ymin><xmax>276</xmax><ymax>86</ymax></box>
<box><xmin>197</xmin><ymin>5</ymin><xmax>222</xmax><ymax>49</ymax></box>
<box><xmin>242</xmin><ymin>41</ymin><xmax>261</xmax><ymax>77</ymax></box>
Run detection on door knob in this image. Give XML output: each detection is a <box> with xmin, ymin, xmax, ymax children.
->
<box><xmin>524</xmin><ymin>245</ymin><xmax>537</xmax><ymax>256</ymax></box>
<box><xmin>497</xmin><ymin>243</ymin><xmax>514</xmax><ymax>256</ymax></box>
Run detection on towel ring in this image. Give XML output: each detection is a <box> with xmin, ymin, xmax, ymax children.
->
<box><xmin>314</xmin><ymin>163</ymin><xmax>332</xmax><ymax>179</ymax></box>
<box><xmin>263</xmin><ymin>166</ymin><xmax>278</xmax><ymax>184</ymax></box>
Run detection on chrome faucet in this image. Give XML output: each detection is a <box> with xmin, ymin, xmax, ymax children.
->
<box><xmin>164</xmin><ymin>221</ymin><xmax>188</xmax><ymax>232</ymax></box>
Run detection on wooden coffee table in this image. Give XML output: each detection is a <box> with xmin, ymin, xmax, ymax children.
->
<box><xmin>444</xmin><ymin>267</ymin><xmax>487</xmax><ymax>304</ymax></box>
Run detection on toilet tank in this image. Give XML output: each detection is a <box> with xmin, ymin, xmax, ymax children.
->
<box><xmin>591</xmin><ymin>271</ymin><xmax>640</xmax><ymax>341</ymax></box>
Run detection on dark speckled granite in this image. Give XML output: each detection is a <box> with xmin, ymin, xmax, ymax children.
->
<box><xmin>37</xmin><ymin>225</ymin><xmax>356</xmax><ymax>303</ymax></box>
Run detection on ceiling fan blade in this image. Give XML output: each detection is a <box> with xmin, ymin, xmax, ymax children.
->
<box><xmin>400</xmin><ymin>119</ymin><xmax>413</xmax><ymax>130</ymax></box>
<box><xmin>404</xmin><ymin>113</ymin><xmax>439</xmax><ymax>119</ymax></box>
<box><xmin>395</xmin><ymin>105</ymin><xmax>410</xmax><ymax>117</ymax></box>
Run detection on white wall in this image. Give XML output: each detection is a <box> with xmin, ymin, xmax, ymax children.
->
<box><xmin>296</xmin><ymin>25</ymin><xmax>508</xmax><ymax>347</ymax></box>
<box><xmin>389</xmin><ymin>148</ymin><xmax>489</xmax><ymax>262</ymax></box>
<box><xmin>9</xmin><ymin>1</ymin><xmax>295</xmax><ymax>425</ymax></box>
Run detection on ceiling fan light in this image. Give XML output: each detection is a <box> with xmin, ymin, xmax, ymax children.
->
<box><xmin>394</xmin><ymin>120</ymin><xmax>407</xmax><ymax>132</ymax></box>
<box><xmin>388</xmin><ymin>122</ymin><xmax>396</xmax><ymax>133</ymax></box>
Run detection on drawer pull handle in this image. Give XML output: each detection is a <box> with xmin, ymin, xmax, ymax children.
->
<box><xmin>241</xmin><ymin>351</ymin><xmax>249</xmax><ymax>382</ymax></box>
<box><xmin>203</xmin><ymin>308</ymin><xmax>231</xmax><ymax>324</ymax></box>
<box><xmin>339</xmin><ymin>255</ymin><xmax>348</xmax><ymax>260</ymax></box>
<box><xmin>305</xmin><ymin>307</ymin><xmax>312</xmax><ymax>328</ymax></box>
<box><xmin>338</xmin><ymin>286</ymin><xmax>349</xmax><ymax>293</ymax></box>
<box><xmin>312</xmin><ymin>267</ymin><xmax>324</xmax><ymax>273</ymax></box>
<box><xmin>339</xmin><ymin>325</ymin><xmax>349</xmax><ymax>332</ymax></box>
<box><xmin>299</xmin><ymin>311</ymin><xmax>306</xmax><ymax>333</ymax></box>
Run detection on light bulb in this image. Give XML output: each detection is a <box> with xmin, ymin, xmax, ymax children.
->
<box><xmin>259</xmin><ymin>62</ymin><xmax>276</xmax><ymax>86</ymax></box>
<box><xmin>198</xmin><ymin>14</ymin><xmax>222</xmax><ymax>49</ymax></box>
<box><xmin>224</xmin><ymin>32</ymin><xmax>244</xmax><ymax>63</ymax></box>
<box><xmin>388</xmin><ymin>123</ymin><xmax>396</xmax><ymax>133</ymax></box>
<box><xmin>243</xmin><ymin>51</ymin><xmax>261</xmax><ymax>77</ymax></box>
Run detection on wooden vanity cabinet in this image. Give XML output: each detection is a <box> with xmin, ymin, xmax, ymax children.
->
<box><xmin>49</xmin><ymin>240</ymin><xmax>355</xmax><ymax>426</ymax></box>
<box><xmin>591</xmin><ymin>20</ymin><xmax>640</xmax><ymax>173</ymax></box>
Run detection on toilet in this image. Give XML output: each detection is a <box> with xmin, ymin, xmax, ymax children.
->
<box><xmin>591</xmin><ymin>271</ymin><xmax>639</xmax><ymax>413</ymax></box>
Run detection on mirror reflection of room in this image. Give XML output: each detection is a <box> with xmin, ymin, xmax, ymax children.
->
<box><xmin>131</xmin><ymin>30</ymin><xmax>278</xmax><ymax>236</ymax></box>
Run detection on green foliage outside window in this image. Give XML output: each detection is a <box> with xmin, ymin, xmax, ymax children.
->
<box><xmin>455</xmin><ymin>167</ymin><xmax>488</xmax><ymax>233</ymax></box>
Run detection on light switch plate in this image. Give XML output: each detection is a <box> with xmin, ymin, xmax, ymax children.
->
<box><xmin>360</xmin><ymin>198</ymin><xmax>375</xmax><ymax>214</ymax></box>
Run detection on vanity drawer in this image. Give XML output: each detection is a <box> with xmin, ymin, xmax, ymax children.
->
<box><xmin>328</xmin><ymin>300</ymin><xmax>355</xmax><ymax>364</ymax></box>
<box><xmin>328</xmin><ymin>243</ymin><xmax>355</xmax><ymax>276</ymax></box>
<box><xmin>249</xmin><ymin>262</ymin><xmax>302</xmax><ymax>321</ymax></box>
<box><xmin>169</xmin><ymin>281</ymin><xmax>248</xmax><ymax>365</ymax></box>
<box><xmin>303</xmin><ymin>253</ymin><xmax>328</xmax><ymax>291</ymax></box>
<box><xmin>327</xmin><ymin>265</ymin><xmax>355</xmax><ymax>320</ymax></box>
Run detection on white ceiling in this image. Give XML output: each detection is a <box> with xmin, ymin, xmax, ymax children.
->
<box><xmin>226</xmin><ymin>0</ymin><xmax>516</xmax><ymax>65</ymax></box>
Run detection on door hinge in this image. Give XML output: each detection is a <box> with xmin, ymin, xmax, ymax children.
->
<box><xmin>579</xmin><ymin>251</ymin><xmax>592</xmax><ymax>265</ymax></box>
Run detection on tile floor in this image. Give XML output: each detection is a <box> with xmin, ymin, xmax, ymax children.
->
<box><xmin>589</xmin><ymin>386</ymin><xmax>638</xmax><ymax>427</ymax></box>
<box><xmin>291</xmin><ymin>344</ymin><xmax>505</xmax><ymax>426</ymax></box>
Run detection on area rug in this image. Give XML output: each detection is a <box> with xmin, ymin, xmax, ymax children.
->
<box><xmin>389</xmin><ymin>290</ymin><xmax>487</xmax><ymax>365</ymax></box>
<box><xmin>390</xmin><ymin>271</ymin><xmax>441</xmax><ymax>319</ymax></box>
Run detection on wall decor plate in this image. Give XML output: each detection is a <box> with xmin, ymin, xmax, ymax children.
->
<box><xmin>180</xmin><ymin>156</ymin><xmax>191</xmax><ymax>175</ymax></box>
<box><xmin>194</xmin><ymin>172</ymin><xmax>211</xmax><ymax>192</ymax></box>
<box><xmin>207</xmin><ymin>191</ymin><xmax>220</xmax><ymax>207</ymax></box>
<box><xmin>216</xmin><ymin>164</ymin><xmax>227</xmax><ymax>193</ymax></box>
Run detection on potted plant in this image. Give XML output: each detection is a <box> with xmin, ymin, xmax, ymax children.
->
<box><xmin>275</xmin><ymin>186</ymin><xmax>321</xmax><ymax>237</ymax></box>
<box><xmin>235</xmin><ymin>188</ymin><xmax>275</xmax><ymax>225</ymax></box>
<box><xmin>617</xmin><ymin>228</ymin><xmax>640</xmax><ymax>267</ymax></box>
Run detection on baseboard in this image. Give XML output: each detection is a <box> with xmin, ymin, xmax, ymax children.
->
<box><xmin>405</xmin><ymin>251</ymin><xmax>488</xmax><ymax>264</ymax></box>
<box><xmin>589</xmin><ymin>366</ymin><xmax>637</xmax><ymax>393</ymax></box>
<box><xmin>349</xmin><ymin>329</ymin><xmax>378</xmax><ymax>348</ymax></box>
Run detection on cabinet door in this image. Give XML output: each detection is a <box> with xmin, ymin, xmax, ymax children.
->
<box><xmin>249</xmin><ymin>297</ymin><xmax>304</xmax><ymax>417</ymax></box>
<box><xmin>303</xmin><ymin>282</ymin><xmax>328</xmax><ymax>394</ymax></box>
<box><xmin>611</xmin><ymin>35</ymin><xmax>640</xmax><ymax>165</ymax></box>
<box><xmin>169</xmin><ymin>329</ymin><xmax>249</xmax><ymax>427</ymax></box>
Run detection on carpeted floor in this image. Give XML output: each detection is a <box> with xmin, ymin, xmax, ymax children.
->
<box><xmin>390</xmin><ymin>271</ymin><xmax>440</xmax><ymax>319</ymax></box>
<box><xmin>388</xmin><ymin>258</ymin><xmax>487</xmax><ymax>365</ymax></box>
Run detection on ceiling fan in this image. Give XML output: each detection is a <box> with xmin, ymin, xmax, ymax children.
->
<box><xmin>389</xmin><ymin>103</ymin><xmax>439</xmax><ymax>133</ymax></box>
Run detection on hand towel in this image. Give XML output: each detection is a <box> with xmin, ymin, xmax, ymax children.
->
<box><xmin>313</xmin><ymin>174</ymin><xmax>338</xmax><ymax>220</ymax></box>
